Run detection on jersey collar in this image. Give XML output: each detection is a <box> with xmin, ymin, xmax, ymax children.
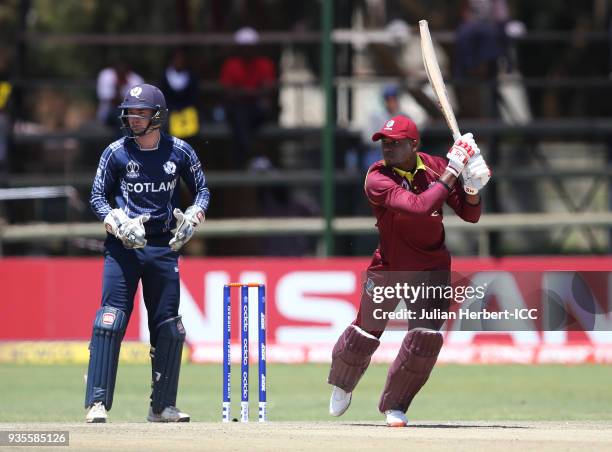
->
<box><xmin>391</xmin><ymin>154</ymin><xmax>426</xmax><ymax>183</ymax></box>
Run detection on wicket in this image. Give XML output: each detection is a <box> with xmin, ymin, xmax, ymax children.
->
<box><xmin>222</xmin><ymin>283</ymin><xmax>267</xmax><ymax>422</ymax></box>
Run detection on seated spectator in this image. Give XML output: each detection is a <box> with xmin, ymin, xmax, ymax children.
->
<box><xmin>96</xmin><ymin>61</ymin><xmax>144</xmax><ymax>128</ymax></box>
<box><xmin>219</xmin><ymin>27</ymin><xmax>277</xmax><ymax>167</ymax></box>
<box><xmin>160</xmin><ymin>48</ymin><xmax>200</xmax><ymax>139</ymax></box>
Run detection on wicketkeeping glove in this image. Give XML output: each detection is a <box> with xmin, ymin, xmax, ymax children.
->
<box><xmin>169</xmin><ymin>205</ymin><xmax>205</xmax><ymax>251</ymax></box>
<box><xmin>104</xmin><ymin>209</ymin><xmax>150</xmax><ymax>249</ymax></box>
<box><xmin>446</xmin><ymin>132</ymin><xmax>480</xmax><ymax>177</ymax></box>
<box><xmin>462</xmin><ymin>154</ymin><xmax>491</xmax><ymax>195</ymax></box>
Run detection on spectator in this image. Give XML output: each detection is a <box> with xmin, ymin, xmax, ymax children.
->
<box><xmin>454</xmin><ymin>0</ymin><xmax>509</xmax><ymax>118</ymax></box>
<box><xmin>219</xmin><ymin>27</ymin><xmax>277</xmax><ymax>167</ymax></box>
<box><xmin>359</xmin><ymin>85</ymin><xmax>409</xmax><ymax>171</ymax></box>
<box><xmin>160</xmin><ymin>48</ymin><xmax>200</xmax><ymax>139</ymax></box>
<box><xmin>96</xmin><ymin>61</ymin><xmax>144</xmax><ymax>128</ymax></box>
<box><xmin>0</xmin><ymin>47</ymin><xmax>11</xmax><ymax>175</ymax></box>
<box><xmin>360</xmin><ymin>19</ymin><xmax>455</xmax><ymax>122</ymax></box>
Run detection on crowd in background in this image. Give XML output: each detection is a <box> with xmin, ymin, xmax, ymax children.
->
<box><xmin>1</xmin><ymin>0</ymin><xmax>611</xmax><ymax>256</ymax></box>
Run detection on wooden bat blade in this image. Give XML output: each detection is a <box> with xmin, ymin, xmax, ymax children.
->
<box><xmin>419</xmin><ymin>19</ymin><xmax>461</xmax><ymax>140</ymax></box>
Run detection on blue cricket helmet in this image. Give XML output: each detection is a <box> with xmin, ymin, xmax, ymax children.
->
<box><xmin>118</xmin><ymin>84</ymin><xmax>168</xmax><ymax>137</ymax></box>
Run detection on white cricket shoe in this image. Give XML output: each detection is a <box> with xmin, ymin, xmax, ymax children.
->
<box><xmin>147</xmin><ymin>406</ymin><xmax>190</xmax><ymax>423</ymax></box>
<box><xmin>385</xmin><ymin>409</ymin><xmax>408</xmax><ymax>427</ymax></box>
<box><xmin>85</xmin><ymin>401</ymin><xmax>107</xmax><ymax>423</ymax></box>
<box><xmin>329</xmin><ymin>386</ymin><xmax>352</xmax><ymax>417</ymax></box>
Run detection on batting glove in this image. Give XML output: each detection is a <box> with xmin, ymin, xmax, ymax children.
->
<box><xmin>169</xmin><ymin>205</ymin><xmax>205</xmax><ymax>251</ymax></box>
<box><xmin>104</xmin><ymin>209</ymin><xmax>150</xmax><ymax>249</ymax></box>
<box><xmin>446</xmin><ymin>132</ymin><xmax>480</xmax><ymax>177</ymax></box>
<box><xmin>462</xmin><ymin>155</ymin><xmax>491</xmax><ymax>195</ymax></box>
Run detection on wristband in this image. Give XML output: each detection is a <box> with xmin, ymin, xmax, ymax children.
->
<box><xmin>437</xmin><ymin>180</ymin><xmax>451</xmax><ymax>192</ymax></box>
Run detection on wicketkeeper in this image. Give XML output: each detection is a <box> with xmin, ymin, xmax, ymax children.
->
<box><xmin>327</xmin><ymin>115</ymin><xmax>490</xmax><ymax>426</ymax></box>
<box><xmin>85</xmin><ymin>83</ymin><xmax>210</xmax><ymax>423</ymax></box>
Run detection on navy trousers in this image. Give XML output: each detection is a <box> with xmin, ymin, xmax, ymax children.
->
<box><xmin>101</xmin><ymin>233</ymin><xmax>180</xmax><ymax>346</ymax></box>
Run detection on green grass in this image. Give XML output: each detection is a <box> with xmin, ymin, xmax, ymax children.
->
<box><xmin>0</xmin><ymin>363</ymin><xmax>611</xmax><ymax>422</ymax></box>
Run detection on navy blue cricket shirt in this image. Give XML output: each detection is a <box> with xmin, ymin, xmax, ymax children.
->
<box><xmin>90</xmin><ymin>132</ymin><xmax>210</xmax><ymax>235</ymax></box>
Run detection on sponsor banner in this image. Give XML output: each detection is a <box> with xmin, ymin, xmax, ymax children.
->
<box><xmin>190</xmin><ymin>342</ymin><xmax>612</xmax><ymax>365</ymax></box>
<box><xmin>1</xmin><ymin>340</ymin><xmax>610</xmax><ymax>365</ymax></box>
<box><xmin>0</xmin><ymin>259</ymin><xmax>141</xmax><ymax>340</ymax></box>
<box><xmin>2</xmin><ymin>257</ymin><xmax>612</xmax><ymax>364</ymax></box>
<box><xmin>0</xmin><ymin>341</ymin><xmax>152</xmax><ymax>364</ymax></box>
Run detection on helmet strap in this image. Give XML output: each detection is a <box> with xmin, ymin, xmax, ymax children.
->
<box><xmin>133</xmin><ymin>109</ymin><xmax>161</xmax><ymax>137</ymax></box>
<box><xmin>133</xmin><ymin>120</ymin><xmax>154</xmax><ymax>137</ymax></box>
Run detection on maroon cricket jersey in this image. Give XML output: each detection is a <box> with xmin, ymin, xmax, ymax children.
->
<box><xmin>364</xmin><ymin>152</ymin><xmax>481</xmax><ymax>271</ymax></box>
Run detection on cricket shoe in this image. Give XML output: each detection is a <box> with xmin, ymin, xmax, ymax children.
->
<box><xmin>85</xmin><ymin>401</ymin><xmax>107</xmax><ymax>423</ymax></box>
<box><xmin>329</xmin><ymin>385</ymin><xmax>352</xmax><ymax>417</ymax></box>
<box><xmin>385</xmin><ymin>410</ymin><xmax>408</xmax><ymax>427</ymax></box>
<box><xmin>147</xmin><ymin>406</ymin><xmax>190</xmax><ymax>423</ymax></box>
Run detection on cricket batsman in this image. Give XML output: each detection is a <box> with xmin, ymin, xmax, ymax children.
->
<box><xmin>85</xmin><ymin>84</ymin><xmax>210</xmax><ymax>423</ymax></box>
<box><xmin>327</xmin><ymin>115</ymin><xmax>490</xmax><ymax>426</ymax></box>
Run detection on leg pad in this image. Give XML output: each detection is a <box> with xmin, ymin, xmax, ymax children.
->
<box><xmin>150</xmin><ymin>316</ymin><xmax>186</xmax><ymax>414</ymax></box>
<box><xmin>84</xmin><ymin>306</ymin><xmax>127</xmax><ymax>410</ymax></box>
<box><xmin>378</xmin><ymin>328</ymin><xmax>443</xmax><ymax>413</ymax></box>
<box><xmin>327</xmin><ymin>325</ymin><xmax>380</xmax><ymax>392</ymax></box>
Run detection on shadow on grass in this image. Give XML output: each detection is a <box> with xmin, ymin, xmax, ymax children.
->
<box><xmin>346</xmin><ymin>423</ymin><xmax>529</xmax><ymax>429</ymax></box>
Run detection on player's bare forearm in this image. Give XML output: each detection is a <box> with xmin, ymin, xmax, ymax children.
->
<box><xmin>439</xmin><ymin>170</ymin><xmax>458</xmax><ymax>188</ymax></box>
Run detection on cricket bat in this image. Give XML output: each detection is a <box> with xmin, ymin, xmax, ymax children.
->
<box><xmin>419</xmin><ymin>19</ymin><xmax>461</xmax><ymax>141</ymax></box>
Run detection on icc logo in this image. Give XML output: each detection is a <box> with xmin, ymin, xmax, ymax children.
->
<box><xmin>163</xmin><ymin>161</ymin><xmax>177</xmax><ymax>175</ymax></box>
<box><xmin>126</xmin><ymin>160</ymin><xmax>140</xmax><ymax>178</ymax></box>
<box><xmin>130</xmin><ymin>86</ymin><xmax>143</xmax><ymax>98</ymax></box>
<box><xmin>384</xmin><ymin>120</ymin><xmax>395</xmax><ymax>130</ymax></box>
